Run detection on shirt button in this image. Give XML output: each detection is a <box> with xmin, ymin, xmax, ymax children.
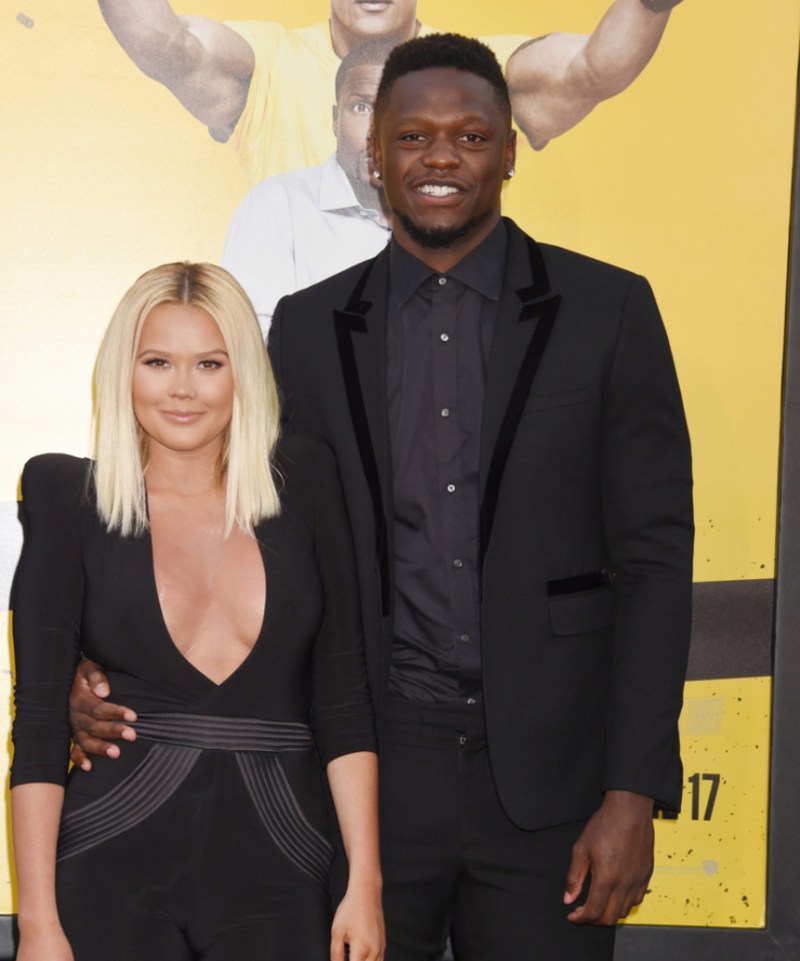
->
<box><xmin>467</xmin><ymin>698</ymin><xmax>476</xmax><ymax>705</ymax></box>
<box><xmin>438</xmin><ymin>276</ymin><xmax>447</xmax><ymax>286</ymax></box>
<box><xmin>447</xmin><ymin>484</ymin><xmax>456</xmax><ymax>493</ymax></box>
<box><xmin>453</xmin><ymin>558</ymin><xmax>462</xmax><ymax>568</ymax></box>
<box><xmin>441</xmin><ymin>408</ymin><xmax>450</xmax><ymax>418</ymax></box>
<box><xmin>459</xmin><ymin>735</ymin><xmax>466</xmax><ymax>745</ymax></box>
<box><xmin>440</xmin><ymin>333</ymin><xmax>449</xmax><ymax>342</ymax></box>
<box><xmin>461</xmin><ymin>633</ymin><xmax>469</xmax><ymax>642</ymax></box>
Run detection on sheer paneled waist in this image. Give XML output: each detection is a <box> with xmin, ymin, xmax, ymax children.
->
<box><xmin>58</xmin><ymin>713</ymin><xmax>332</xmax><ymax>885</ymax></box>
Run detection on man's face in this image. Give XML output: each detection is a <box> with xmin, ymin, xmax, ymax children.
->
<box><xmin>333</xmin><ymin>64</ymin><xmax>383</xmax><ymax>191</ymax></box>
<box><xmin>371</xmin><ymin>67</ymin><xmax>516</xmax><ymax>255</ymax></box>
<box><xmin>330</xmin><ymin>0</ymin><xmax>417</xmax><ymax>40</ymax></box>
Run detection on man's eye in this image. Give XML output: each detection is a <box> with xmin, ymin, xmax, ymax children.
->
<box><xmin>353</xmin><ymin>102</ymin><xmax>373</xmax><ymax>114</ymax></box>
<box><xmin>460</xmin><ymin>133</ymin><xmax>485</xmax><ymax>143</ymax></box>
<box><xmin>400</xmin><ymin>133</ymin><xmax>424</xmax><ymax>142</ymax></box>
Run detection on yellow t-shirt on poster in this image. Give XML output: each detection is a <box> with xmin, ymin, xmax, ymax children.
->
<box><xmin>225</xmin><ymin>19</ymin><xmax>530</xmax><ymax>185</ymax></box>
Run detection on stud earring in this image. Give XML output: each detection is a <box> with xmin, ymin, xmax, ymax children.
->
<box><xmin>374</xmin><ymin>170</ymin><xmax>382</xmax><ymax>180</ymax></box>
<box><xmin>506</xmin><ymin>168</ymin><xmax>515</xmax><ymax>179</ymax></box>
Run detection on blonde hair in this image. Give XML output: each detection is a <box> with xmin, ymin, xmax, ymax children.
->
<box><xmin>93</xmin><ymin>262</ymin><xmax>280</xmax><ymax>537</ymax></box>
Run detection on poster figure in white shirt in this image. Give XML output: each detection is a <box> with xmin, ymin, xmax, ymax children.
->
<box><xmin>222</xmin><ymin>41</ymin><xmax>394</xmax><ymax>337</ymax></box>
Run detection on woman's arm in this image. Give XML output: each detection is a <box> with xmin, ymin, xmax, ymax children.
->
<box><xmin>11</xmin><ymin>455</ymin><xmax>87</xmax><ymax>957</ymax></box>
<box><xmin>327</xmin><ymin>751</ymin><xmax>384</xmax><ymax>961</ymax></box>
<box><xmin>11</xmin><ymin>784</ymin><xmax>73</xmax><ymax>961</ymax></box>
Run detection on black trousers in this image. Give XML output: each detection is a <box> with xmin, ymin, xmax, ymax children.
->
<box><xmin>378</xmin><ymin>696</ymin><xmax>616</xmax><ymax>961</ymax></box>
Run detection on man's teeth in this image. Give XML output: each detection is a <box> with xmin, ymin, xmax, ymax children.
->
<box><xmin>417</xmin><ymin>184</ymin><xmax>460</xmax><ymax>196</ymax></box>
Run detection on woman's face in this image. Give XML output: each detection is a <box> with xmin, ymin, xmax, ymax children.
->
<box><xmin>132</xmin><ymin>302</ymin><xmax>234</xmax><ymax>460</ymax></box>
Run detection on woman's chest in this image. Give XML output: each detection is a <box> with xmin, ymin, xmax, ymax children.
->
<box><xmin>77</xmin><ymin>510</ymin><xmax>325</xmax><ymax>688</ymax></box>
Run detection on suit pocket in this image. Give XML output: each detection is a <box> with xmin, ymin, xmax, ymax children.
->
<box><xmin>548</xmin><ymin>587</ymin><xmax>614</xmax><ymax>636</ymax></box>
<box><xmin>525</xmin><ymin>386</ymin><xmax>592</xmax><ymax>414</ymax></box>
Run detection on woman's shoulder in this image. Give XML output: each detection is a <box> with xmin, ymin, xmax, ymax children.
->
<box><xmin>274</xmin><ymin>433</ymin><xmax>338</xmax><ymax>480</ymax></box>
<box><xmin>21</xmin><ymin>454</ymin><xmax>93</xmax><ymax>510</ymax></box>
<box><xmin>272</xmin><ymin>434</ymin><xmax>342</xmax><ymax>517</ymax></box>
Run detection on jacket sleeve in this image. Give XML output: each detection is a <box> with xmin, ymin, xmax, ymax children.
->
<box><xmin>284</xmin><ymin>438</ymin><xmax>377</xmax><ymax>766</ymax></box>
<box><xmin>10</xmin><ymin>455</ymin><xmax>86</xmax><ymax>788</ymax></box>
<box><xmin>600</xmin><ymin>275</ymin><xmax>694</xmax><ymax>810</ymax></box>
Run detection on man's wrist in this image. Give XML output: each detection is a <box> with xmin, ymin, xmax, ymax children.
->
<box><xmin>603</xmin><ymin>789</ymin><xmax>655</xmax><ymax>812</ymax></box>
<box><xmin>639</xmin><ymin>0</ymin><xmax>684</xmax><ymax>12</ymax></box>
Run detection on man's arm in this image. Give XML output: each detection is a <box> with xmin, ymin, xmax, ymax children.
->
<box><xmin>98</xmin><ymin>0</ymin><xmax>254</xmax><ymax>140</ymax></box>
<box><xmin>506</xmin><ymin>0</ymin><xmax>678</xmax><ymax>149</ymax></box>
<box><xmin>565</xmin><ymin>272</ymin><xmax>692</xmax><ymax>925</ymax></box>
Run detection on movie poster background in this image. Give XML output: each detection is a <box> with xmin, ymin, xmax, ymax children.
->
<box><xmin>2</xmin><ymin>0</ymin><xmax>799</xmax><ymax>931</ymax></box>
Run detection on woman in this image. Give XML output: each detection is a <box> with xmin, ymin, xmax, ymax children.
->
<box><xmin>10</xmin><ymin>263</ymin><xmax>384</xmax><ymax>961</ymax></box>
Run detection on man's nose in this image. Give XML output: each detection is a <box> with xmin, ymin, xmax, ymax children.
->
<box><xmin>423</xmin><ymin>136</ymin><xmax>460</xmax><ymax>169</ymax></box>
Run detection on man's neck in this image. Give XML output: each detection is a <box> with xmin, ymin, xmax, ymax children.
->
<box><xmin>392</xmin><ymin>210</ymin><xmax>503</xmax><ymax>273</ymax></box>
<box><xmin>329</xmin><ymin>17</ymin><xmax>420</xmax><ymax>59</ymax></box>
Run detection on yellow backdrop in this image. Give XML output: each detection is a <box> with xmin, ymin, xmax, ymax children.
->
<box><xmin>1</xmin><ymin>0</ymin><xmax>798</xmax><ymax>927</ymax></box>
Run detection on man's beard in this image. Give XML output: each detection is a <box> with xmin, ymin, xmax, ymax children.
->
<box><xmin>392</xmin><ymin>208</ymin><xmax>492</xmax><ymax>249</ymax></box>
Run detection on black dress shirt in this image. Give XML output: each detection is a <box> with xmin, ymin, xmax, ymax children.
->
<box><xmin>386</xmin><ymin>221</ymin><xmax>507</xmax><ymax>703</ymax></box>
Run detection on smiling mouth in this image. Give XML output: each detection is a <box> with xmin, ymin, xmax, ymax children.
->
<box><xmin>356</xmin><ymin>1</ymin><xmax>392</xmax><ymax>8</ymax></box>
<box><xmin>415</xmin><ymin>183</ymin><xmax>464</xmax><ymax>198</ymax></box>
<box><xmin>161</xmin><ymin>410</ymin><xmax>204</xmax><ymax>423</ymax></box>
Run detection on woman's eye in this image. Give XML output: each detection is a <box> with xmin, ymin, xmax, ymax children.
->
<box><xmin>145</xmin><ymin>358</ymin><xmax>168</xmax><ymax>368</ymax></box>
<box><xmin>199</xmin><ymin>360</ymin><xmax>222</xmax><ymax>370</ymax></box>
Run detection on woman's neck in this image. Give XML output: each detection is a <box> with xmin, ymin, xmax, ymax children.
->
<box><xmin>144</xmin><ymin>441</ymin><xmax>222</xmax><ymax>499</ymax></box>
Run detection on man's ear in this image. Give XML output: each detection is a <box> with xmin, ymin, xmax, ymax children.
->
<box><xmin>369</xmin><ymin>126</ymin><xmax>382</xmax><ymax>178</ymax></box>
<box><xmin>505</xmin><ymin>128</ymin><xmax>517</xmax><ymax>176</ymax></box>
<box><xmin>332</xmin><ymin>104</ymin><xmax>339</xmax><ymax>140</ymax></box>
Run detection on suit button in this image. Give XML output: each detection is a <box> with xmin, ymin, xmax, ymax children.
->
<box><xmin>461</xmin><ymin>633</ymin><xmax>469</xmax><ymax>643</ymax></box>
<box><xmin>440</xmin><ymin>333</ymin><xmax>449</xmax><ymax>342</ymax></box>
<box><xmin>467</xmin><ymin>698</ymin><xmax>476</xmax><ymax>705</ymax></box>
<box><xmin>447</xmin><ymin>484</ymin><xmax>456</xmax><ymax>493</ymax></box>
<box><xmin>441</xmin><ymin>408</ymin><xmax>450</xmax><ymax>417</ymax></box>
<box><xmin>459</xmin><ymin>735</ymin><xmax>466</xmax><ymax>745</ymax></box>
<box><xmin>453</xmin><ymin>559</ymin><xmax>462</xmax><ymax>568</ymax></box>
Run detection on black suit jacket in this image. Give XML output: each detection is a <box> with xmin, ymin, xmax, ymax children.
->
<box><xmin>269</xmin><ymin>218</ymin><xmax>694</xmax><ymax>831</ymax></box>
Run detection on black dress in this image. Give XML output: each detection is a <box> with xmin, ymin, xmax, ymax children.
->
<box><xmin>10</xmin><ymin>435</ymin><xmax>376</xmax><ymax>961</ymax></box>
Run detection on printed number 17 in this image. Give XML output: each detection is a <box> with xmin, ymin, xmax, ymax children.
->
<box><xmin>688</xmin><ymin>772</ymin><xmax>720</xmax><ymax>820</ymax></box>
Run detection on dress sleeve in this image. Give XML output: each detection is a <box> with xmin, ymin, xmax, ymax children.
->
<box><xmin>10</xmin><ymin>455</ymin><xmax>86</xmax><ymax>788</ymax></box>
<box><xmin>289</xmin><ymin>438</ymin><xmax>377</xmax><ymax>766</ymax></box>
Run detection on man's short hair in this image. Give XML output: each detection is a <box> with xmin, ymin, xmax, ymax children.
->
<box><xmin>373</xmin><ymin>33</ymin><xmax>512</xmax><ymax>127</ymax></box>
<box><xmin>335</xmin><ymin>39</ymin><xmax>400</xmax><ymax>102</ymax></box>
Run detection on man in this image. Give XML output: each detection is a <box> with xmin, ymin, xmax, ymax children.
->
<box><xmin>97</xmin><ymin>0</ymin><xmax>685</xmax><ymax>185</ymax></box>
<box><xmin>221</xmin><ymin>41</ymin><xmax>394</xmax><ymax>336</ymax></box>
<box><xmin>70</xmin><ymin>34</ymin><xmax>693</xmax><ymax>960</ymax></box>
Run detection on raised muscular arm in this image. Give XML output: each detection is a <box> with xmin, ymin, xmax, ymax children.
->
<box><xmin>506</xmin><ymin>0</ymin><xmax>676</xmax><ymax>149</ymax></box>
<box><xmin>98</xmin><ymin>0</ymin><xmax>254</xmax><ymax>140</ymax></box>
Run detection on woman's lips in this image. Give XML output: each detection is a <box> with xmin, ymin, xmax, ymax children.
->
<box><xmin>160</xmin><ymin>410</ymin><xmax>204</xmax><ymax>423</ymax></box>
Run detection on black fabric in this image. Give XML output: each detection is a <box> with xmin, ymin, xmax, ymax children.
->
<box><xmin>56</xmin><ymin>749</ymin><xmax>331</xmax><ymax>961</ymax></box>
<box><xmin>386</xmin><ymin>224</ymin><xmax>506</xmax><ymax>703</ymax></box>
<box><xmin>11</xmin><ymin>437</ymin><xmax>376</xmax><ymax>957</ymax></box>
<box><xmin>269</xmin><ymin>217</ymin><xmax>694</xmax><ymax>830</ymax></box>
<box><xmin>378</xmin><ymin>696</ymin><xmax>616</xmax><ymax>961</ymax></box>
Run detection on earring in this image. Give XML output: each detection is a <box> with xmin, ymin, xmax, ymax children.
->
<box><xmin>506</xmin><ymin>168</ymin><xmax>515</xmax><ymax>179</ymax></box>
<box><xmin>374</xmin><ymin>170</ymin><xmax>382</xmax><ymax>181</ymax></box>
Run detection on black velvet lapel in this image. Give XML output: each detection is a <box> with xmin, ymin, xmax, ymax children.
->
<box><xmin>333</xmin><ymin>251</ymin><xmax>392</xmax><ymax>616</ymax></box>
<box><xmin>479</xmin><ymin>222</ymin><xmax>562</xmax><ymax>569</ymax></box>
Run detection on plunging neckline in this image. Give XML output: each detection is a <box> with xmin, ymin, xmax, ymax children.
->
<box><xmin>143</xmin><ymin>519</ymin><xmax>269</xmax><ymax>689</ymax></box>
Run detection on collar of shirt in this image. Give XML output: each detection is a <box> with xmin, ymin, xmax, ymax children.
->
<box><xmin>319</xmin><ymin>153</ymin><xmax>387</xmax><ymax>226</ymax></box>
<box><xmin>389</xmin><ymin>219</ymin><xmax>508</xmax><ymax>308</ymax></box>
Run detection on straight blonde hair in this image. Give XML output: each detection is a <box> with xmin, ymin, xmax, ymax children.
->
<box><xmin>93</xmin><ymin>262</ymin><xmax>280</xmax><ymax>537</ymax></box>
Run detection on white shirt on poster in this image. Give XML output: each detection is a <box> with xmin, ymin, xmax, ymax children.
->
<box><xmin>221</xmin><ymin>153</ymin><xmax>392</xmax><ymax>337</ymax></box>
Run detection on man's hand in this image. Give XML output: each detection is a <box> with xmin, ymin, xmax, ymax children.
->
<box><xmin>68</xmin><ymin>660</ymin><xmax>137</xmax><ymax>771</ymax></box>
<box><xmin>564</xmin><ymin>789</ymin><xmax>655</xmax><ymax>925</ymax></box>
